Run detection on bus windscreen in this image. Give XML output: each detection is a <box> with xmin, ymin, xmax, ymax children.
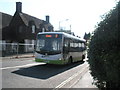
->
<box><xmin>36</xmin><ymin>34</ymin><xmax>62</xmax><ymax>55</ymax></box>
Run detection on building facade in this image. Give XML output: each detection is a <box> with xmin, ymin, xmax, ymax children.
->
<box><xmin>1</xmin><ymin>2</ymin><xmax>54</xmax><ymax>56</ymax></box>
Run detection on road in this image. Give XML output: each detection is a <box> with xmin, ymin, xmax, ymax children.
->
<box><xmin>1</xmin><ymin>57</ymin><xmax>88</xmax><ymax>88</ymax></box>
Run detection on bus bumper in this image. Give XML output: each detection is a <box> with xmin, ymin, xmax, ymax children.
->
<box><xmin>35</xmin><ymin>58</ymin><xmax>65</xmax><ymax>65</ymax></box>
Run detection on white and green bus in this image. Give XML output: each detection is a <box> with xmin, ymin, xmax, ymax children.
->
<box><xmin>35</xmin><ymin>32</ymin><xmax>86</xmax><ymax>65</ymax></box>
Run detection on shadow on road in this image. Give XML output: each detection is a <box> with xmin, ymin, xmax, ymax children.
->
<box><xmin>12</xmin><ymin>61</ymin><xmax>85</xmax><ymax>79</ymax></box>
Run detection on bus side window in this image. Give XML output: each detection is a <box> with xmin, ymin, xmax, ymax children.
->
<box><xmin>82</xmin><ymin>43</ymin><xmax>86</xmax><ymax>50</ymax></box>
<box><xmin>69</xmin><ymin>40</ymin><xmax>74</xmax><ymax>52</ymax></box>
<box><xmin>79</xmin><ymin>43</ymin><xmax>86</xmax><ymax>51</ymax></box>
<box><xmin>82</xmin><ymin>43</ymin><xmax>84</xmax><ymax>48</ymax></box>
<box><xmin>79</xmin><ymin>43</ymin><xmax>82</xmax><ymax>47</ymax></box>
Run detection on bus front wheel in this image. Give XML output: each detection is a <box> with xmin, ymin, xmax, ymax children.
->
<box><xmin>82</xmin><ymin>55</ymin><xmax>85</xmax><ymax>61</ymax></box>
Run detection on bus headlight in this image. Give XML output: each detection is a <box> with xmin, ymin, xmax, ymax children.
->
<box><xmin>59</xmin><ymin>58</ymin><xmax>62</xmax><ymax>60</ymax></box>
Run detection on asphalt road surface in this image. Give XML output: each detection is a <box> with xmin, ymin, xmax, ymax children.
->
<box><xmin>1</xmin><ymin>57</ymin><xmax>88</xmax><ymax>88</ymax></box>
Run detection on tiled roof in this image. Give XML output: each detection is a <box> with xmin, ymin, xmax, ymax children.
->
<box><xmin>19</xmin><ymin>13</ymin><xmax>43</xmax><ymax>28</ymax></box>
<box><xmin>0</xmin><ymin>12</ymin><xmax>12</xmax><ymax>28</ymax></box>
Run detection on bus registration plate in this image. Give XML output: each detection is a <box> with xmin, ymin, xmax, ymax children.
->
<box><xmin>44</xmin><ymin>61</ymin><xmax>49</xmax><ymax>63</ymax></box>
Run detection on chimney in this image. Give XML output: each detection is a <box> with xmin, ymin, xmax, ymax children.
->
<box><xmin>46</xmin><ymin>15</ymin><xmax>49</xmax><ymax>23</ymax></box>
<box><xmin>16</xmin><ymin>2</ymin><xmax>22</xmax><ymax>13</ymax></box>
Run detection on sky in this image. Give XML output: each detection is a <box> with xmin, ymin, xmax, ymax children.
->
<box><xmin>0</xmin><ymin>0</ymin><xmax>117</xmax><ymax>38</ymax></box>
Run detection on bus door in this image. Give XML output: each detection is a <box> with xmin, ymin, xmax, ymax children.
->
<box><xmin>63</xmin><ymin>38</ymin><xmax>69</xmax><ymax>60</ymax></box>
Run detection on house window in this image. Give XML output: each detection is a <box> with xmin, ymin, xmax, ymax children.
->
<box><xmin>19</xmin><ymin>26</ymin><xmax>23</xmax><ymax>33</ymax></box>
<box><xmin>32</xmin><ymin>25</ymin><xmax>35</xmax><ymax>33</ymax></box>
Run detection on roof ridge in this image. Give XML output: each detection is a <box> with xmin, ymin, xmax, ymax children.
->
<box><xmin>22</xmin><ymin>13</ymin><xmax>42</xmax><ymax>21</ymax></box>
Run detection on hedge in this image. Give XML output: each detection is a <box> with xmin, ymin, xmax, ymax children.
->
<box><xmin>88</xmin><ymin>1</ymin><xmax>120</xmax><ymax>89</ymax></box>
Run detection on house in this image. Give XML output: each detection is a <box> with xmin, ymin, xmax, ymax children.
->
<box><xmin>0</xmin><ymin>12</ymin><xmax>13</xmax><ymax>56</ymax></box>
<box><xmin>0</xmin><ymin>12</ymin><xmax>12</xmax><ymax>41</ymax></box>
<box><xmin>9</xmin><ymin>2</ymin><xmax>53</xmax><ymax>42</ymax></box>
<box><xmin>1</xmin><ymin>2</ymin><xmax>54</xmax><ymax>56</ymax></box>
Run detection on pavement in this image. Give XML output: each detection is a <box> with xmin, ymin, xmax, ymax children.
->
<box><xmin>1</xmin><ymin>53</ymin><xmax>98</xmax><ymax>89</ymax></box>
<box><xmin>71</xmin><ymin>70</ymin><xmax>98</xmax><ymax>89</ymax></box>
<box><xmin>1</xmin><ymin>53</ymin><xmax>35</xmax><ymax>61</ymax></box>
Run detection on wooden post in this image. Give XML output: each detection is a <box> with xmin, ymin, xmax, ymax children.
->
<box><xmin>16</xmin><ymin>43</ymin><xmax>19</xmax><ymax>58</ymax></box>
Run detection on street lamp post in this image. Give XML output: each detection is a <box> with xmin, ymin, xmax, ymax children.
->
<box><xmin>70</xmin><ymin>24</ymin><xmax>71</xmax><ymax>31</ymax></box>
<box><xmin>59</xmin><ymin>19</ymin><xmax>69</xmax><ymax>30</ymax></box>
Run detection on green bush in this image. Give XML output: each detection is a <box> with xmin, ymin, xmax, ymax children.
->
<box><xmin>88</xmin><ymin>1</ymin><xmax>120</xmax><ymax>89</ymax></box>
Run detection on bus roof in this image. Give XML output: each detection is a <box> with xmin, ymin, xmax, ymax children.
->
<box><xmin>37</xmin><ymin>32</ymin><xmax>86</xmax><ymax>42</ymax></box>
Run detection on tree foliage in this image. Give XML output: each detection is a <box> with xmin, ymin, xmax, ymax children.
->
<box><xmin>83</xmin><ymin>32</ymin><xmax>91</xmax><ymax>42</ymax></box>
<box><xmin>88</xmin><ymin>1</ymin><xmax>120</xmax><ymax>89</ymax></box>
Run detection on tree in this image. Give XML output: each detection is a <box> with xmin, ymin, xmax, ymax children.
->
<box><xmin>88</xmin><ymin>1</ymin><xmax>120</xmax><ymax>89</ymax></box>
<box><xmin>83</xmin><ymin>32</ymin><xmax>91</xmax><ymax>42</ymax></box>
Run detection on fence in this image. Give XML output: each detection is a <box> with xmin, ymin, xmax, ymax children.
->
<box><xmin>0</xmin><ymin>43</ymin><xmax>35</xmax><ymax>57</ymax></box>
